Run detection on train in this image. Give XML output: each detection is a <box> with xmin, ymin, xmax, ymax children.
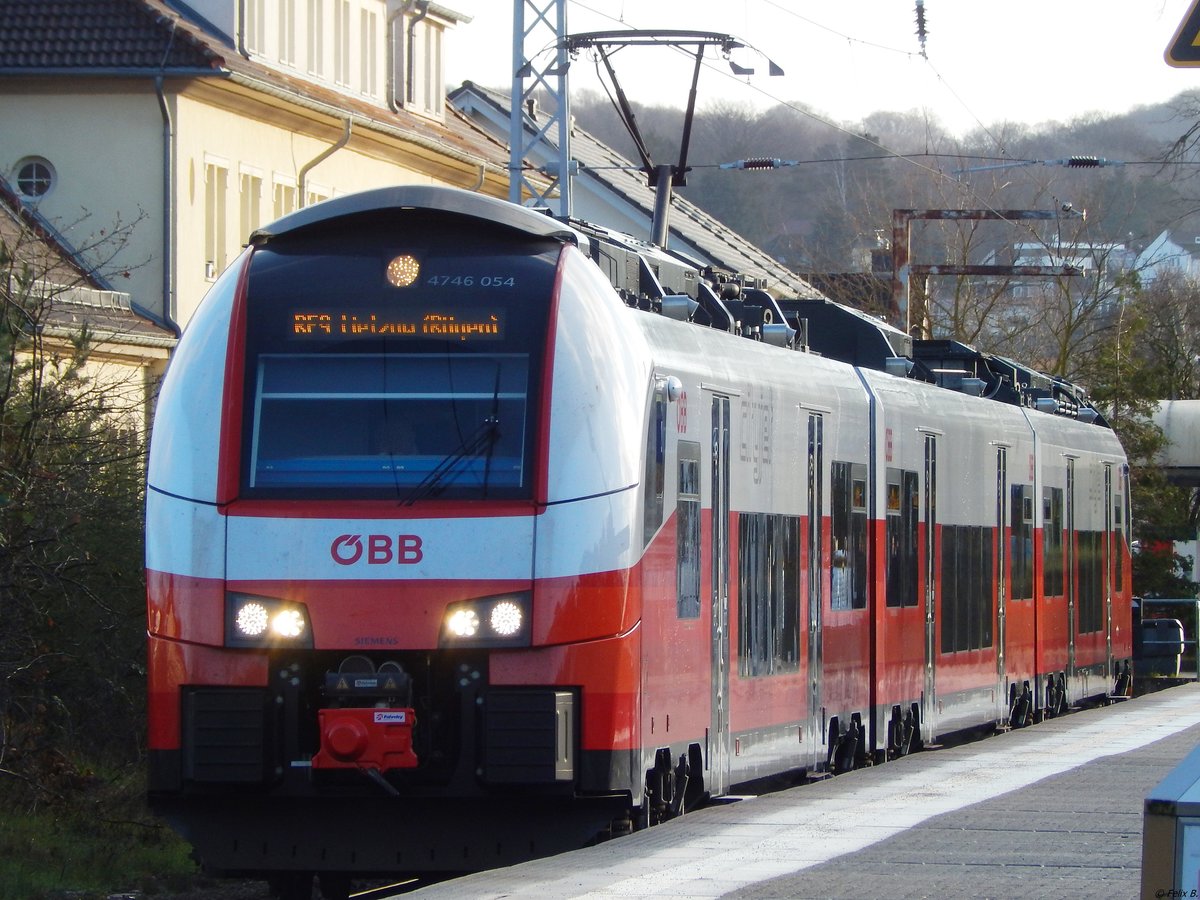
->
<box><xmin>145</xmin><ymin>185</ymin><xmax>1132</xmax><ymax>899</ymax></box>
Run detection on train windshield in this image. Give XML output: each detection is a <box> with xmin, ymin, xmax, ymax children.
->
<box><xmin>239</xmin><ymin>214</ymin><xmax>561</xmax><ymax>499</ymax></box>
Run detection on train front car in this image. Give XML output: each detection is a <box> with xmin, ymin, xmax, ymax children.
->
<box><xmin>146</xmin><ymin>187</ymin><xmax>651</xmax><ymax>889</ymax></box>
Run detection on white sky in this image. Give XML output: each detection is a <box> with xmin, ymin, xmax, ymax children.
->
<box><xmin>445</xmin><ymin>0</ymin><xmax>1200</xmax><ymax>137</ymax></box>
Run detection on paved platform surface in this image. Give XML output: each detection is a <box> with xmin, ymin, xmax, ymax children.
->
<box><xmin>409</xmin><ymin>683</ymin><xmax>1200</xmax><ymax>899</ymax></box>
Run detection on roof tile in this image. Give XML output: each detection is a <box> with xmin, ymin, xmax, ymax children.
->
<box><xmin>0</xmin><ymin>0</ymin><xmax>220</xmax><ymax>70</ymax></box>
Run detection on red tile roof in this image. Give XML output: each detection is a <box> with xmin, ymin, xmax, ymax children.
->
<box><xmin>0</xmin><ymin>0</ymin><xmax>221</xmax><ymax>70</ymax></box>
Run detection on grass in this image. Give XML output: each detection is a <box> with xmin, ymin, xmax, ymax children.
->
<box><xmin>0</xmin><ymin>765</ymin><xmax>201</xmax><ymax>900</ymax></box>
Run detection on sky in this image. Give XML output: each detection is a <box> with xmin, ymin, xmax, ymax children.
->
<box><xmin>444</xmin><ymin>0</ymin><xmax>1200</xmax><ymax>138</ymax></box>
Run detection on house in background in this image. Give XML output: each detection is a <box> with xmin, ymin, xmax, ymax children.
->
<box><xmin>1136</xmin><ymin>230</ymin><xmax>1200</xmax><ymax>286</ymax></box>
<box><xmin>450</xmin><ymin>81</ymin><xmax>823</xmax><ymax>301</ymax></box>
<box><xmin>974</xmin><ymin>239</ymin><xmax>1136</xmax><ymax>327</ymax></box>
<box><xmin>0</xmin><ymin>174</ymin><xmax>175</xmax><ymax>429</ymax></box>
<box><xmin>0</xmin><ymin>0</ymin><xmax>519</xmax><ymax>332</ymax></box>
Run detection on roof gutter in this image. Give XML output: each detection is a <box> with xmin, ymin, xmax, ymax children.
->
<box><xmin>0</xmin><ymin>67</ymin><xmax>221</xmax><ymax>77</ymax></box>
<box><xmin>154</xmin><ymin>15</ymin><xmax>183</xmax><ymax>338</ymax></box>
<box><xmin>42</xmin><ymin>324</ymin><xmax>178</xmax><ymax>350</ymax></box>
<box><xmin>298</xmin><ymin>118</ymin><xmax>352</xmax><ymax>208</ymax></box>
<box><xmin>155</xmin><ymin>75</ymin><xmax>182</xmax><ymax>338</ymax></box>
<box><xmin>236</xmin><ymin>0</ymin><xmax>250</xmax><ymax>58</ymax></box>
<box><xmin>227</xmin><ymin>70</ymin><xmax>505</xmax><ymax>176</ymax></box>
<box><xmin>405</xmin><ymin>2</ymin><xmax>431</xmax><ymax>108</ymax></box>
<box><xmin>387</xmin><ymin>1</ymin><xmax>418</xmax><ymax>114</ymax></box>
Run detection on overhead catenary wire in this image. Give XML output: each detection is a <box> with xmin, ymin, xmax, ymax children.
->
<box><xmin>548</xmin><ymin>0</ymin><xmax>1185</xmax><ymax>241</ymax></box>
<box><xmin>561</xmin><ymin>0</ymin><xmax>1016</xmax><ymax>193</ymax></box>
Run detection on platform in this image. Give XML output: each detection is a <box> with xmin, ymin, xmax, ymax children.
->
<box><xmin>409</xmin><ymin>683</ymin><xmax>1200</xmax><ymax>899</ymax></box>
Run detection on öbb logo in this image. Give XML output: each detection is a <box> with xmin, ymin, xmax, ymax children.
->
<box><xmin>330</xmin><ymin>534</ymin><xmax>424</xmax><ymax>565</ymax></box>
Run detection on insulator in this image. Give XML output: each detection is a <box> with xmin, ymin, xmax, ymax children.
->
<box><xmin>1066</xmin><ymin>156</ymin><xmax>1101</xmax><ymax>167</ymax></box>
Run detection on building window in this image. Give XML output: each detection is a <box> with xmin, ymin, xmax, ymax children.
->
<box><xmin>14</xmin><ymin>157</ymin><xmax>55</xmax><ymax>198</ymax></box>
<box><xmin>420</xmin><ymin>20</ymin><xmax>443</xmax><ymax>113</ymax></box>
<box><xmin>273</xmin><ymin>178</ymin><xmax>297</xmax><ymax>219</ymax></box>
<box><xmin>396</xmin><ymin>13</ymin><xmax>445</xmax><ymax>119</ymax></box>
<box><xmin>204</xmin><ymin>159</ymin><xmax>229</xmax><ymax>279</ymax></box>
<box><xmin>245</xmin><ymin>0</ymin><xmax>267</xmax><ymax>54</ymax></box>
<box><xmin>334</xmin><ymin>0</ymin><xmax>351</xmax><ymax>87</ymax></box>
<box><xmin>240</xmin><ymin>170</ymin><xmax>263</xmax><ymax>244</ymax></box>
<box><xmin>307</xmin><ymin>0</ymin><xmax>324</xmax><ymax>75</ymax></box>
<box><xmin>279</xmin><ymin>0</ymin><xmax>297</xmax><ymax>65</ymax></box>
<box><xmin>360</xmin><ymin>8</ymin><xmax>378</xmax><ymax>96</ymax></box>
<box><xmin>305</xmin><ymin>184</ymin><xmax>330</xmax><ymax>208</ymax></box>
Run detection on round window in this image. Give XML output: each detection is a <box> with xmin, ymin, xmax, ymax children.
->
<box><xmin>14</xmin><ymin>158</ymin><xmax>55</xmax><ymax>198</ymax></box>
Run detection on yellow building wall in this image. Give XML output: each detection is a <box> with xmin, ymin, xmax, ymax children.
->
<box><xmin>0</xmin><ymin>82</ymin><xmax>168</xmax><ymax>326</ymax></box>
<box><xmin>171</xmin><ymin>87</ymin><xmax>451</xmax><ymax>326</ymax></box>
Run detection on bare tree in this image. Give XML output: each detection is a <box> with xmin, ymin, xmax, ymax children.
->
<box><xmin>0</xmin><ymin>204</ymin><xmax>154</xmax><ymax>803</ymax></box>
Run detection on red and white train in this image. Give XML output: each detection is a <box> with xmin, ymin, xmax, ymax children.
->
<box><xmin>146</xmin><ymin>186</ymin><xmax>1132</xmax><ymax>897</ymax></box>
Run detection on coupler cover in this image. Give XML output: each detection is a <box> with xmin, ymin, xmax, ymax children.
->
<box><xmin>311</xmin><ymin>708</ymin><xmax>419</xmax><ymax>771</ymax></box>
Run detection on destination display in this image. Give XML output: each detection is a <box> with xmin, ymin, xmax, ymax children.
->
<box><xmin>291</xmin><ymin>310</ymin><xmax>504</xmax><ymax>340</ymax></box>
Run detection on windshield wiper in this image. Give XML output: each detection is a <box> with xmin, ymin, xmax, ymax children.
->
<box><xmin>399</xmin><ymin>416</ymin><xmax>500</xmax><ymax>506</ymax></box>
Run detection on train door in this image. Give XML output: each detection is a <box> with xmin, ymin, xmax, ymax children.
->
<box><xmin>922</xmin><ymin>432</ymin><xmax>938</xmax><ymax>744</ymax></box>
<box><xmin>996</xmin><ymin>447</ymin><xmax>1009</xmax><ymax>710</ymax></box>
<box><xmin>1104</xmin><ymin>463</ymin><xmax>1114</xmax><ymax>672</ymax></box>
<box><xmin>806</xmin><ymin>413</ymin><xmax>824</xmax><ymax>768</ymax></box>
<box><xmin>1066</xmin><ymin>457</ymin><xmax>1077</xmax><ymax>680</ymax></box>
<box><xmin>709</xmin><ymin>395</ymin><xmax>732</xmax><ymax>794</ymax></box>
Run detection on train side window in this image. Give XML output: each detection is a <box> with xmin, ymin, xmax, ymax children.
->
<box><xmin>676</xmin><ymin>441</ymin><xmax>701</xmax><ymax>618</ymax></box>
<box><xmin>886</xmin><ymin>468</ymin><xmax>919</xmax><ymax>608</ymax></box>
<box><xmin>1043</xmin><ymin>487</ymin><xmax>1064</xmax><ymax>596</ymax></box>
<box><xmin>1010</xmin><ymin>485</ymin><xmax>1034</xmax><ymax>600</ymax></box>
<box><xmin>941</xmin><ymin>523</ymin><xmax>994</xmax><ymax>652</ymax></box>
<box><xmin>642</xmin><ymin>386</ymin><xmax>666</xmax><ymax>545</ymax></box>
<box><xmin>1113</xmin><ymin>468</ymin><xmax>1123</xmax><ymax>595</ymax></box>
<box><xmin>830</xmin><ymin>461</ymin><xmax>867</xmax><ymax>610</ymax></box>
<box><xmin>737</xmin><ymin>512</ymin><xmax>801</xmax><ymax>676</ymax></box>
<box><xmin>1078</xmin><ymin>530</ymin><xmax>1105</xmax><ymax>633</ymax></box>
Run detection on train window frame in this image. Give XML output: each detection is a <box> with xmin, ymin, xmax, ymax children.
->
<box><xmin>676</xmin><ymin>441</ymin><xmax>702</xmax><ymax>619</ymax></box>
<box><xmin>830</xmin><ymin>461</ymin><xmax>868</xmax><ymax>611</ymax></box>
<box><xmin>246</xmin><ymin>351</ymin><xmax>532</xmax><ymax>494</ymax></box>
<box><xmin>1043</xmin><ymin>486</ymin><xmax>1065</xmax><ymax>597</ymax></box>
<box><xmin>885</xmin><ymin>468</ymin><xmax>919</xmax><ymax>608</ymax></box>
<box><xmin>737</xmin><ymin>512</ymin><xmax>801</xmax><ymax>676</ymax></box>
<box><xmin>1010</xmin><ymin>484</ymin><xmax>1035</xmax><ymax>601</ymax></box>
<box><xmin>642</xmin><ymin>383</ymin><xmax>667</xmax><ymax>545</ymax></box>
<box><xmin>1077</xmin><ymin>529</ymin><xmax>1105</xmax><ymax>634</ymax></box>
<box><xmin>237</xmin><ymin>219</ymin><xmax>559</xmax><ymax>500</ymax></box>
<box><xmin>940</xmin><ymin>523</ymin><xmax>994</xmax><ymax>653</ymax></box>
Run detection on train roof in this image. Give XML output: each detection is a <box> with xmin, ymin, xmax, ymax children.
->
<box><xmin>245</xmin><ymin>185</ymin><xmax>1109</xmax><ymax>429</ymax></box>
<box><xmin>779</xmin><ymin>297</ymin><xmax>912</xmax><ymax>370</ymax></box>
<box><xmin>249</xmin><ymin>186</ymin><xmax>581</xmax><ymax>246</ymax></box>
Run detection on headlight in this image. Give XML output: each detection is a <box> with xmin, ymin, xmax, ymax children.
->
<box><xmin>226</xmin><ymin>593</ymin><xmax>313</xmax><ymax>648</ymax></box>
<box><xmin>440</xmin><ymin>593</ymin><xmax>531</xmax><ymax>648</ymax></box>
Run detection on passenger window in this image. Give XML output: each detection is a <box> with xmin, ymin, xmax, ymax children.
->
<box><xmin>676</xmin><ymin>442</ymin><xmax>701</xmax><ymax>618</ymax></box>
